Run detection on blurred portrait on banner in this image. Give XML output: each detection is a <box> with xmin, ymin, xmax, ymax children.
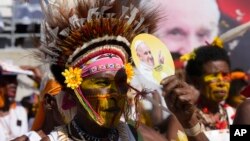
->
<box><xmin>154</xmin><ymin>0</ymin><xmax>220</xmax><ymax>55</ymax></box>
<box><xmin>148</xmin><ymin>0</ymin><xmax>250</xmax><ymax>72</ymax></box>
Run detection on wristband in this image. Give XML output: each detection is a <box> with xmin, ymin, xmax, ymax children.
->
<box><xmin>184</xmin><ymin>122</ymin><xmax>204</xmax><ymax>136</ymax></box>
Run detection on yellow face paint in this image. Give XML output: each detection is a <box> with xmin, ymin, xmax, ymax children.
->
<box><xmin>86</xmin><ymin>94</ymin><xmax>126</xmax><ymax>128</ymax></box>
<box><xmin>204</xmin><ymin>73</ymin><xmax>231</xmax><ymax>83</ymax></box>
<box><xmin>203</xmin><ymin>73</ymin><xmax>231</xmax><ymax>103</ymax></box>
<box><xmin>79</xmin><ymin>73</ymin><xmax>127</xmax><ymax>128</ymax></box>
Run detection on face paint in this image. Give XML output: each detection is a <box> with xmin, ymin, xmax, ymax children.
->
<box><xmin>203</xmin><ymin>73</ymin><xmax>231</xmax><ymax>103</ymax></box>
<box><xmin>79</xmin><ymin>71</ymin><xmax>128</xmax><ymax>128</ymax></box>
<box><xmin>203</xmin><ymin>73</ymin><xmax>231</xmax><ymax>83</ymax></box>
<box><xmin>86</xmin><ymin>94</ymin><xmax>126</xmax><ymax>128</ymax></box>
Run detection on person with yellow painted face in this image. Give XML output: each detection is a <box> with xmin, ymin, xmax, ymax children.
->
<box><xmin>185</xmin><ymin>45</ymin><xmax>235</xmax><ymax>141</ymax></box>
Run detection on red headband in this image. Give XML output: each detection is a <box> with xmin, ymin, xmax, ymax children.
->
<box><xmin>80</xmin><ymin>53</ymin><xmax>124</xmax><ymax>78</ymax></box>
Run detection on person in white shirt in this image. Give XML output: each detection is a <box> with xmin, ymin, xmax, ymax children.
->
<box><xmin>0</xmin><ymin>69</ymin><xmax>28</xmax><ymax>141</ymax></box>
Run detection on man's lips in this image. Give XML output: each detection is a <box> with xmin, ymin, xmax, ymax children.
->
<box><xmin>213</xmin><ymin>90</ymin><xmax>227</xmax><ymax>96</ymax></box>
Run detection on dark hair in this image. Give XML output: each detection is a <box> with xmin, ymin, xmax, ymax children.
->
<box><xmin>186</xmin><ymin>45</ymin><xmax>230</xmax><ymax>78</ymax></box>
<box><xmin>229</xmin><ymin>79</ymin><xmax>248</xmax><ymax>96</ymax></box>
<box><xmin>171</xmin><ymin>52</ymin><xmax>182</xmax><ymax>60</ymax></box>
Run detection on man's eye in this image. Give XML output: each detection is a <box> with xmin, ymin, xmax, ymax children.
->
<box><xmin>168</xmin><ymin>28</ymin><xmax>185</xmax><ymax>36</ymax></box>
<box><xmin>197</xmin><ymin>30</ymin><xmax>210</xmax><ymax>40</ymax></box>
<box><xmin>96</xmin><ymin>80</ymin><xmax>110</xmax><ymax>86</ymax></box>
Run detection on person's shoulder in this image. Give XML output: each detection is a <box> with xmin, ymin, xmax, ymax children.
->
<box><xmin>15</xmin><ymin>104</ymin><xmax>27</xmax><ymax>113</ymax></box>
<box><xmin>8</xmin><ymin>103</ymin><xmax>26</xmax><ymax>113</ymax></box>
<box><xmin>233</xmin><ymin>99</ymin><xmax>250</xmax><ymax>124</ymax></box>
<box><xmin>237</xmin><ymin>99</ymin><xmax>250</xmax><ymax>112</ymax></box>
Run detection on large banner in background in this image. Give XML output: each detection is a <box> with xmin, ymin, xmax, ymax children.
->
<box><xmin>154</xmin><ymin>0</ymin><xmax>250</xmax><ymax>72</ymax></box>
<box><xmin>217</xmin><ymin>0</ymin><xmax>250</xmax><ymax>72</ymax></box>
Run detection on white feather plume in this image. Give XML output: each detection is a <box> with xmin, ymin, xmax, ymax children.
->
<box><xmin>220</xmin><ymin>21</ymin><xmax>250</xmax><ymax>43</ymax></box>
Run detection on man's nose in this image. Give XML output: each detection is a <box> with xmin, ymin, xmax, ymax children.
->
<box><xmin>216</xmin><ymin>74</ymin><xmax>227</xmax><ymax>85</ymax></box>
<box><xmin>182</xmin><ymin>35</ymin><xmax>202</xmax><ymax>54</ymax></box>
<box><xmin>109</xmin><ymin>81</ymin><xmax>118</xmax><ymax>94</ymax></box>
<box><xmin>149</xmin><ymin>55</ymin><xmax>153</xmax><ymax>59</ymax></box>
<box><xmin>216</xmin><ymin>82</ymin><xmax>225</xmax><ymax>87</ymax></box>
<box><xmin>217</xmin><ymin>73</ymin><xmax>226</xmax><ymax>81</ymax></box>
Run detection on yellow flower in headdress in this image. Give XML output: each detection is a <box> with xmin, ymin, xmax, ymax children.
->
<box><xmin>124</xmin><ymin>63</ymin><xmax>134</xmax><ymax>83</ymax></box>
<box><xmin>180</xmin><ymin>51</ymin><xmax>196</xmax><ymax>62</ymax></box>
<box><xmin>212</xmin><ymin>36</ymin><xmax>224</xmax><ymax>48</ymax></box>
<box><xmin>62</xmin><ymin>67</ymin><xmax>82</xmax><ymax>89</ymax></box>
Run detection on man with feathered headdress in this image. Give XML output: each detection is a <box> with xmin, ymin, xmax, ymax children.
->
<box><xmin>37</xmin><ymin>0</ymin><xmax>165</xmax><ymax>140</ymax></box>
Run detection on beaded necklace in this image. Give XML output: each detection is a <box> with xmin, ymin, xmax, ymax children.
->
<box><xmin>70</xmin><ymin>119</ymin><xmax>119</xmax><ymax>141</ymax></box>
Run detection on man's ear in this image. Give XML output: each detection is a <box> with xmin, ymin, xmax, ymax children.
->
<box><xmin>61</xmin><ymin>90</ymin><xmax>76</xmax><ymax>110</ymax></box>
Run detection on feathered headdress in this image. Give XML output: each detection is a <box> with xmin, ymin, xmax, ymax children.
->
<box><xmin>37</xmin><ymin>0</ymin><xmax>158</xmax><ymax>125</ymax></box>
<box><xmin>38</xmin><ymin>0</ymin><xmax>157</xmax><ymax>66</ymax></box>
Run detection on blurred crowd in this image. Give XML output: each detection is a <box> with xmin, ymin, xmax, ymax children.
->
<box><xmin>2</xmin><ymin>43</ymin><xmax>250</xmax><ymax>141</ymax></box>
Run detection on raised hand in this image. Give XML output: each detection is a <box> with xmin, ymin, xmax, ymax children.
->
<box><xmin>160</xmin><ymin>75</ymin><xmax>199</xmax><ymax>123</ymax></box>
